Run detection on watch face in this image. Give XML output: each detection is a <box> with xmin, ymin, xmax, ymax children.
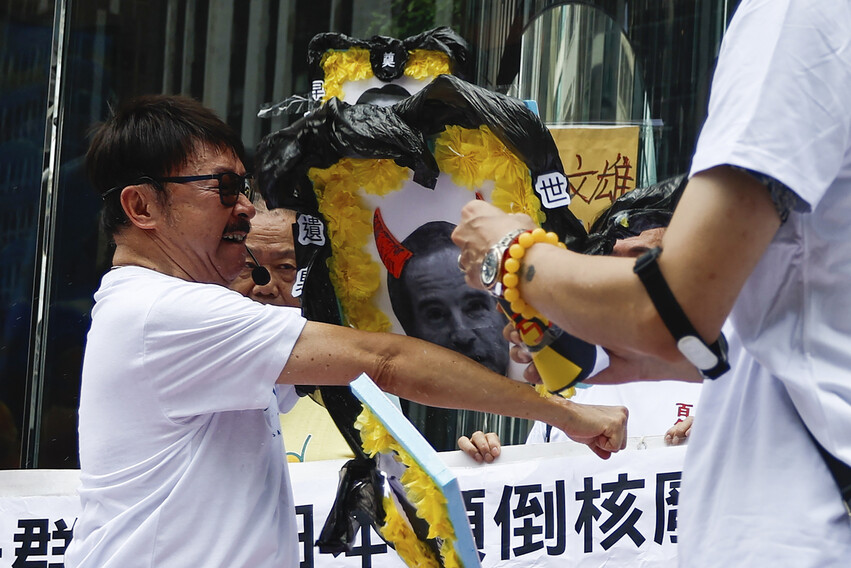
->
<box><xmin>481</xmin><ymin>249</ymin><xmax>500</xmax><ymax>288</ymax></box>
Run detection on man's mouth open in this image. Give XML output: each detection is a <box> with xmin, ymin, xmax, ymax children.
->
<box><xmin>222</xmin><ymin>220</ymin><xmax>251</xmax><ymax>243</ymax></box>
<box><xmin>222</xmin><ymin>232</ymin><xmax>247</xmax><ymax>243</ymax></box>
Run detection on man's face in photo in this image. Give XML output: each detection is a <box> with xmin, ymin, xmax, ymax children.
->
<box><xmin>401</xmin><ymin>246</ymin><xmax>509</xmax><ymax>375</ymax></box>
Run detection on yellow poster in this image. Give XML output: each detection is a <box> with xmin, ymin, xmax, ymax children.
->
<box><xmin>549</xmin><ymin>125</ymin><xmax>640</xmax><ymax>229</ymax></box>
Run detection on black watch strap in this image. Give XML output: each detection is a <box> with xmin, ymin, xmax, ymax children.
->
<box><xmin>633</xmin><ymin>247</ymin><xmax>730</xmax><ymax>379</ymax></box>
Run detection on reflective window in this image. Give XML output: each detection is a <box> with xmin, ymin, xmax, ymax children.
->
<box><xmin>1</xmin><ymin>1</ymin><xmax>56</xmax><ymax>468</ymax></box>
<box><xmin>0</xmin><ymin>0</ymin><xmax>738</xmax><ymax>467</ymax></box>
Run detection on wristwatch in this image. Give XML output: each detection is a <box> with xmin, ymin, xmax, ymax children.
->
<box><xmin>481</xmin><ymin>229</ymin><xmax>526</xmax><ymax>294</ymax></box>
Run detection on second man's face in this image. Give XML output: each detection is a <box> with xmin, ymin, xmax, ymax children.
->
<box><xmin>402</xmin><ymin>246</ymin><xmax>510</xmax><ymax>375</ymax></box>
<box><xmin>231</xmin><ymin>211</ymin><xmax>299</xmax><ymax>307</ymax></box>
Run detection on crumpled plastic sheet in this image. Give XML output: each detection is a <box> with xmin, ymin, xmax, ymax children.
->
<box><xmin>255</xmin><ymin>72</ymin><xmax>598</xmax><ymax>563</ymax></box>
<box><xmin>257</xmin><ymin>73</ymin><xmax>588</xmax><ymax>249</ymax></box>
<box><xmin>307</xmin><ymin>26</ymin><xmax>471</xmax><ymax>82</ymax></box>
<box><xmin>315</xmin><ymin>456</ymin><xmax>385</xmax><ymax>555</ymax></box>
<box><xmin>583</xmin><ymin>174</ymin><xmax>687</xmax><ymax>256</ymax></box>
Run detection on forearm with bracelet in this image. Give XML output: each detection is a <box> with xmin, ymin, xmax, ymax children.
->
<box><xmin>481</xmin><ymin>228</ymin><xmax>597</xmax><ymax>395</ymax></box>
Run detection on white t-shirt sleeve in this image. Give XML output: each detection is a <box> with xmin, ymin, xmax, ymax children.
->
<box><xmin>690</xmin><ymin>0</ymin><xmax>851</xmax><ymax>209</ymax></box>
<box><xmin>143</xmin><ymin>283</ymin><xmax>306</xmax><ymax>419</ymax></box>
<box><xmin>526</xmin><ymin>420</ymin><xmax>548</xmax><ymax>444</ymax></box>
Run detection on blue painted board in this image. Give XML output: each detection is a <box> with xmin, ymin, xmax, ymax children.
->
<box><xmin>350</xmin><ymin>373</ymin><xmax>482</xmax><ymax>568</ymax></box>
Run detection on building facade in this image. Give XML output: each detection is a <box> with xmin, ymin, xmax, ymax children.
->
<box><xmin>0</xmin><ymin>0</ymin><xmax>737</xmax><ymax>468</ymax></box>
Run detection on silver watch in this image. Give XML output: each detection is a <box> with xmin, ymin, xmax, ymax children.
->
<box><xmin>480</xmin><ymin>229</ymin><xmax>526</xmax><ymax>294</ymax></box>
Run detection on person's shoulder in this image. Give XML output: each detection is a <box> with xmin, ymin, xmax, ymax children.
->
<box><xmin>101</xmin><ymin>267</ymin><xmax>260</xmax><ymax>318</ymax></box>
<box><xmin>100</xmin><ymin>267</ymin><xmax>304</xmax><ymax>333</ymax></box>
<box><xmin>95</xmin><ymin>266</ymin><xmax>178</xmax><ymax>311</ymax></box>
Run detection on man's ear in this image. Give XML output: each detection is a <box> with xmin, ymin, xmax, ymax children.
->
<box><xmin>120</xmin><ymin>182</ymin><xmax>162</xmax><ymax>230</ymax></box>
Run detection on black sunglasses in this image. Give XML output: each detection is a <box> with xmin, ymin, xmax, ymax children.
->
<box><xmin>102</xmin><ymin>172</ymin><xmax>254</xmax><ymax>207</ymax></box>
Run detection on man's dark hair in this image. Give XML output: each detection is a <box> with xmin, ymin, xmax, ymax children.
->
<box><xmin>87</xmin><ymin>94</ymin><xmax>246</xmax><ymax>239</ymax></box>
<box><xmin>387</xmin><ymin>220</ymin><xmax>456</xmax><ymax>334</ymax></box>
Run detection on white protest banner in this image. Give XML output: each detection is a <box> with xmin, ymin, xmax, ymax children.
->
<box><xmin>0</xmin><ymin>439</ymin><xmax>684</xmax><ymax>567</ymax></box>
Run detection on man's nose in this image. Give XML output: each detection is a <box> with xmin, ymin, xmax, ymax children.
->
<box><xmin>234</xmin><ymin>192</ymin><xmax>256</xmax><ymax>219</ymax></box>
<box><xmin>253</xmin><ymin>274</ymin><xmax>280</xmax><ymax>297</ymax></box>
<box><xmin>449</xmin><ymin>321</ymin><xmax>476</xmax><ymax>349</ymax></box>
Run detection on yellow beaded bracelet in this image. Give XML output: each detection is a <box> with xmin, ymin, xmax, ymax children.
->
<box><xmin>500</xmin><ymin>227</ymin><xmax>566</xmax><ymax>320</ymax></box>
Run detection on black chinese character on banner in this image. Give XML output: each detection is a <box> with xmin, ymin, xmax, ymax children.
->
<box><xmin>575</xmin><ymin>473</ymin><xmax>646</xmax><ymax>552</ymax></box>
<box><xmin>297</xmin><ymin>214</ymin><xmax>326</xmax><ymax>246</ymax></box>
<box><xmin>12</xmin><ymin>517</ymin><xmax>73</xmax><ymax>568</ymax></box>
<box><xmin>493</xmin><ymin>482</ymin><xmax>567</xmax><ymax>560</ymax></box>
<box><xmin>295</xmin><ymin>504</ymin><xmax>314</xmax><ymax>567</ymax></box>
<box><xmin>574</xmin><ymin>477</ymin><xmax>602</xmax><ymax>553</ymax></box>
<box><xmin>343</xmin><ymin>524</ymin><xmax>387</xmax><ymax>568</ymax></box>
<box><xmin>654</xmin><ymin>471</ymin><xmax>682</xmax><ymax>544</ymax></box>
<box><xmin>463</xmin><ymin>489</ymin><xmax>485</xmax><ymax>550</ymax></box>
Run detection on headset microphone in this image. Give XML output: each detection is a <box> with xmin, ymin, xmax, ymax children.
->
<box><xmin>245</xmin><ymin>246</ymin><xmax>272</xmax><ymax>286</ymax></box>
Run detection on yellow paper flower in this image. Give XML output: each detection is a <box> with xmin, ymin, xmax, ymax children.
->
<box><xmin>479</xmin><ymin>127</ymin><xmax>525</xmax><ymax>185</ymax></box>
<box><xmin>440</xmin><ymin>540</ymin><xmax>463</xmax><ymax>568</ymax></box>
<box><xmin>380</xmin><ymin>495</ymin><xmax>441</xmax><ymax>567</ymax></box>
<box><xmin>399</xmin><ymin>462</ymin><xmax>456</xmax><ymax>541</ymax></box>
<box><xmin>354</xmin><ymin>407</ymin><xmax>396</xmax><ymax>457</ymax></box>
<box><xmin>346</xmin><ymin>302</ymin><xmax>393</xmax><ymax>333</ymax></box>
<box><xmin>492</xmin><ymin>169</ymin><xmax>547</xmax><ymax>225</ymax></box>
<box><xmin>348</xmin><ymin>158</ymin><xmax>410</xmax><ymax>196</ymax></box>
<box><xmin>323</xmin><ymin>201</ymin><xmax>371</xmax><ymax>241</ymax></box>
<box><xmin>309</xmin><ymin>161</ymin><xmax>355</xmax><ymax>191</ymax></box>
<box><xmin>404</xmin><ymin>50</ymin><xmax>451</xmax><ymax>80</ymax></box>
<box><xmin>434</xmin><ymin>126</ymin><xmax>490</xmax><ymax>189</ymax></box>
<box><xmin>477</xmin><ymin>127</ymin><xmax>548</xmax><ymax>224</ymax></box>
<box><xmin>320</xmin><ymin>48</ymin><xmax>373</xmax><ymax>102</ymax></box>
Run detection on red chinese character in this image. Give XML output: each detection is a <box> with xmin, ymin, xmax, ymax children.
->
<box><xmin>675</xmin><ymin>403</ymin><xmax>694</xmax><ymax>422</ymax></box>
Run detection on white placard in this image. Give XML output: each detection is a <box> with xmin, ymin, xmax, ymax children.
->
<box><xmin>0</xmin><ymin>439</ymin><xmax>684</xmax><ymax>567</ymax></box>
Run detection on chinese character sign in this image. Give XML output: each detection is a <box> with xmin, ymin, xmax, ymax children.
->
<box><xmin>549</xmin><ymin>126</ymin><xmax>640</xmax><ymax>229</ymax></box>
<box><xmin>0</xmin><ymin>495</ymin><xmax>79</xmax><ymax>568</ymax></box>
<box><xmin>1</xmin><ymin>441</ymin><xmax>686</xmax><ymax>567</ymax></box>
<box><xmin>450</xmin><ymin>444</ymin><xmax>683</xmax><ymax>567</ymax></box>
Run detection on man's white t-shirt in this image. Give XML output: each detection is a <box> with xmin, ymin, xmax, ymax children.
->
<box><xmin>65</xmin><ymin>267</ymin><xmax>307</xmax><ymax>568</ymax></box>
<box><xmin>684</xmin><ymin>0</ymin><xmax>851</xmax><ymax>565</ymax></box>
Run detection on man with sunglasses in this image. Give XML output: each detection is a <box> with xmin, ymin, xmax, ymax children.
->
<box><xmin>66</xmin><ymin>94</ymin><xmax>628</xmax><ymax>568</ymax></box>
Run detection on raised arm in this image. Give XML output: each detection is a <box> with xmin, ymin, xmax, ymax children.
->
<box><xmin>279</xmin><ymin>320</ymin><xmax>628</xmax><ymax>459</ymax></box>
<box><xmin>453</xmin><ymin>166</ymin><xmax>781</xmax><ymax>365</ymax></box>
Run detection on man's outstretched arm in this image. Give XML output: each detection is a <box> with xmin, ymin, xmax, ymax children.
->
<box><xmin>279</xmin><ymin>321</ymin><xmax>628</xmax><ymax>459</ymax></box>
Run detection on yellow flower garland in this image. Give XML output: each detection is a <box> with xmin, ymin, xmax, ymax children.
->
<box><xmin>319</xmin><ymin>49</ymin><xmax>451</xmax><ymax>103</ymax></box>
<box><xmin>309</xmin><ymin>158</ymin><xmax>409</xmax><ymax>331</ymax></box>
<box><xmin>320</xmin><ymin>48</ymin><xmax>373</xmax><ymax>103</ymax></box>
<box><xmin>311</xmin><ymin>120</ymin><xmax>566</xmax><ymax>568</ymax></box>
<box><xmin>355</xmin><ymin>407</ymin><xmax>461</xmax><ymax>567</ymax></box>
<box><xmin>309</xmin><ymin>126</ymin><xmax>546</xmax><ymax>334</ymax></box>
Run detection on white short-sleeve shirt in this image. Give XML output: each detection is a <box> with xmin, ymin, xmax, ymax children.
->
<box><xmin>66</xmin><ymin>267</ymin><xmax>306</xmax><ymax>568</ymax></box>
<box><xmin>684</xmin><ymin>1</ymin><xmax>851</xmax><ymax>564</ymax></box>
